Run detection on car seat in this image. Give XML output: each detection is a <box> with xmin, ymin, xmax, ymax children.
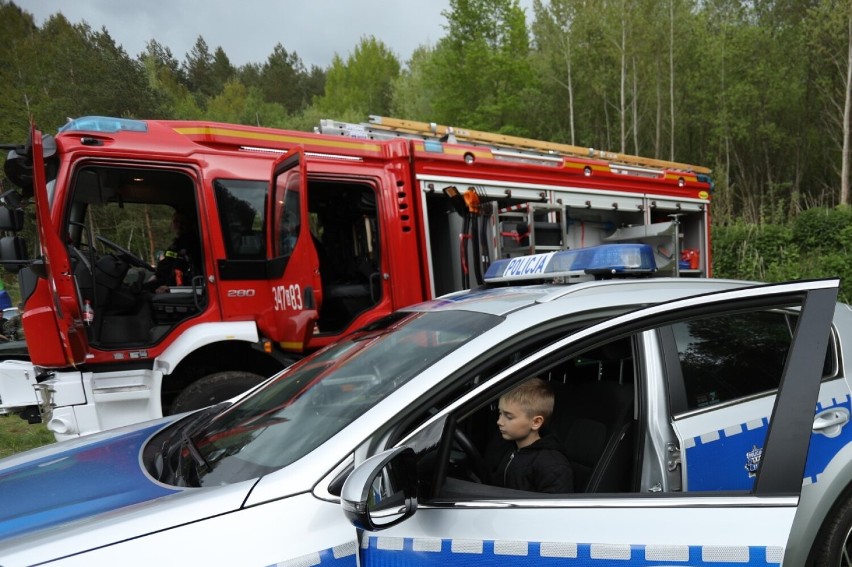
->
<box><xmin>549</xmin><ymin>340</ymin><xmax>636</xmax><ymax>493</ymax></box>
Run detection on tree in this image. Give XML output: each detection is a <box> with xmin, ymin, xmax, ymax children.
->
<box><xmin>236</xmin><ymin>62</ymin><xmax>263</xmax><ymax>90</ymax></box>
<box><xmin>205</xmin><ymin>80</ymin><xmax>250</xmax><ymax>124</ymax></box>
<box><xmin>808</xmin><ymin>0</ymin><xmax>852</xmax><ymax>205</ymax></box>
<box><xmin>697</xmin><ymin>0</ymin><xmax>820</xmax><ymax>222</ymax></box>
<box><xmin>8</xmin><ymin>13</ymin><xmax>159</xmax><ymax>130</ymax></box>
<box><xmin>183</xmin><ymin>36</ymin><xmax>217</xmax><ymax>100</ymax></box>
<box><xmin>391</xmin><ymin>45</ymin><xmax>437</xmax><ymax>120</ymax></box>
<box><xmin>139</xmin><ymin>39</ymin><xmax>185</xmax><ymax>84</ymax></box>
<box><xmin>530</xmin><ymin>0</ymin><xmax>578</xmax><ymax>144</ymax></box>
<box><xmin>0</xmin><ymin>1</ymin><xmax>39</xmax><ymax>138</ymax></box>
<box><xmin>303</xmin><ymin>64</ymin><xmax>327</xmax><ymax>107</ymax></box>
<box><xmin>259</xmin><ymin>43</ymin><xmax>312</xmax><ymax>113</ymax></box>
<box><xmin>426</xmin><ymin>0</ymin><xmax>535</xmax><ymax>133</ymax></box>
<box><xmin>211</xmin><ymin>47</ymin><xmax>236</xmax><ymax>89</ymax></box>
<box><xmin>316</xmin><ymin>36</ymin><xmax>400</xmax><ymax>117</ymax></box>
<box><xmin>205</xmin><ymin>80</ymin><xmax>288</xmax><ymax>127</ymax></box>
<box><xmin>141</xmin><ymin>39</ymin><xmax>200</xmax><ymax>118</ymax></box>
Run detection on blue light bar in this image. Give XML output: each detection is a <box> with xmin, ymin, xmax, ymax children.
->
<box><xmin>484</xmin><ymin>244</ymin><xmax>657</xmax><ymax>283</ymax></box>
<box><xmin>59</xmin><ymin>116</ymin><xmax>148</xmax><ymax>134</ymax></box>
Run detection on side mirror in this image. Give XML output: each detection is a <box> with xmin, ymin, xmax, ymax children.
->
<box><xmin>341</xmin><ymin>447</ymin><xmax>417</xmax><ymax>531</ymax></box>
<box><xmin>0</xmin><ymin>236</ymin><xmax>28</xmax><ymax>273</ymax></box>
<box><xmin>3</xmin><ymin>133</ymin><xmax>57</xmax><ymax>199</ymax></box>
<box><xmin>0</xmin><ymin>205</ymin><xmax>24</xmax><ymax>231</ymax></box>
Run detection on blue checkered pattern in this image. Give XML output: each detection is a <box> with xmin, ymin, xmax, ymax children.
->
<box><xmin>358</xmin><ymin>536</ymin><xmax>782</xmax><ymax>566</ymax></box>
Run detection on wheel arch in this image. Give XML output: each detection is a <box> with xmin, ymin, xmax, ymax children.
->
<box><xmin>154</xmin><ymin>321</ymin><xmax>260</xmax><ymax>375</ymax></box>
<box><xmin>155</xmin><ymin>322</ymin><xmax>292</xmax><ymax>413</ymax></box>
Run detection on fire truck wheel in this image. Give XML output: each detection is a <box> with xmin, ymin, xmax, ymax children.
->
<box><xmin>170</xmin><ymin>370</ymin><xmax>267</xmax><ymax>414</ymax></box>
<box><xmin>809</xmin><ymin>494</ymin><xmax>852</xmax><ymax>566</ymax></box>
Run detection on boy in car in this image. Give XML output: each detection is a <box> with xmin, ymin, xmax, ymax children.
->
<box><xmin>488</xmin><ymin>377</ymin><xmax>574</xmax><ymax>493</ymax></box>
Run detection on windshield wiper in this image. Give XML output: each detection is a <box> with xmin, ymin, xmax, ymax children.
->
<box><xmin>170</xmin><ymin>429</ymin><xmax>208</xmax><ymax>487</ymax></box>
<box><xmin>156</xmin><ymin>402</ymin><xmax>228</xmax><ymax>486</ymax></box>
<box><xmin>181</xmin><ymin>428</ymin><xmax>208</xmax><ymax>468</ymax></box>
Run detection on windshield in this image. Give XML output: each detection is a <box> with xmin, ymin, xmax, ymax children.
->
<box><xmin>184</xmin><ymin>310</ymin><xmax>500</xmax><ymax>485</ymax></box>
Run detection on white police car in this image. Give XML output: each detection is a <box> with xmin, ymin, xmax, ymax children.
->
<box><xmin>0</xmin><ymin>245</ymin><xmax>849</xmax><ymax>566</ymax></box>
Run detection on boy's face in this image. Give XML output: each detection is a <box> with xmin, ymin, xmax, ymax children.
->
<box><xmin>497</xmin><ymin>398</ymin><xmax>543</xmax><ymax>448</ymax></box>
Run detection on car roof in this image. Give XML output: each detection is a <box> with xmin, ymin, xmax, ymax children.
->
<box><xmin>407</xmin><ymin>278</ymin><xmax>756</xmax><ymax>318</ymax></box>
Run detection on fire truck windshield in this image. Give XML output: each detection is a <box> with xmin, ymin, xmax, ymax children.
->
<box><xmin>171</xmin><ymin>310</ymin><xmax>501</xmax><ymax>486</ymax></box>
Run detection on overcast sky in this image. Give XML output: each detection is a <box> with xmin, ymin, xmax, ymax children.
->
<box><xmin>18</xmin><ymin>1</ymin><xmax>535</xmax><ymax>70</ymax></box>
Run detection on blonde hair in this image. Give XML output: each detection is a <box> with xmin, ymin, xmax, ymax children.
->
<box><xmin>500</xmin><ymin>378</ymin><xmax>555</xmax><ymax>423</ymax></box>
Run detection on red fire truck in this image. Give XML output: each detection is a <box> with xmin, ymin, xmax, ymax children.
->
<box><xmin>0</xmin><ymin>116</ymin><xmax>713</xmax><ymax>439</ymax></box>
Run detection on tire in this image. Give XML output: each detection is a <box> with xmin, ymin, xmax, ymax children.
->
<box><xmin>810</xmin><ymin>495</ymin><xmax>852</xmax><ymax>566</ymax></box>
<box><xmin>170</xmin><ymin>370</ymin><xmax>267</xmax><ymax>414</ymax></box>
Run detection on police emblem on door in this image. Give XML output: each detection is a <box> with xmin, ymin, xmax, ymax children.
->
<box><xmin>745</xmin><ymin>445</ymin><xmax>763</xmax><ymax>477</ymax></box>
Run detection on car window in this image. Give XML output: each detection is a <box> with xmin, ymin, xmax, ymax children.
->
<box><xmin>214</xmin><ymin>179</ymin><xmax>266</xmax><ymax>259</ymax></box>
<box><xmin>385</xmin><ymin>323</ymin><xmax>595</xmax><ymax>449</ymax></box>
<box><xmin>672</xmin><ymin>310</ymin><xmax>793</xmax><ymax>411</ymax></box>
<box><xmin>666</xmin><ymin>310</ymin><xmax>836</xmax><ymax>414</ymax></box>
<box><xmin>409</xmin><ymin>335</ymin><xmax>639</xmax><ymax>501</ymax></box>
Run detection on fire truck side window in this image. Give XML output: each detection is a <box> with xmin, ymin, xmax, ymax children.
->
<box><xmin>214</xmin><ymin>179</ymin><xmax>267</xmax><ymax>259</ymax></box>
<box><xmin>273</xmin><ymin>172</ymin><xmax>301</xmax><ymax>258</ymax></box>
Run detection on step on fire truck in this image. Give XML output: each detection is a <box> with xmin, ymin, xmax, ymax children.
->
<box><xmin>0</xmin><ymin>115</ymin><xmax>713</xmax><ymax>439</ymax></box>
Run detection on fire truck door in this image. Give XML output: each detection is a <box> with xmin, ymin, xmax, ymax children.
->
<box><xmin>27</xmin><ymin>124</ymin><xmax>90</xmax><ymax>366</ymax></box>
<box><xmin>268</xmin><ymin>149</ymin><xmax>321</xmax><ymax>352</ymax></box>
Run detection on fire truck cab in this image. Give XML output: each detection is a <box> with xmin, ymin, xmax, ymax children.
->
<box><xmin>0</xmin><ymin>116</ymin><xmax>713</xmax><ymax>439</ymax></box>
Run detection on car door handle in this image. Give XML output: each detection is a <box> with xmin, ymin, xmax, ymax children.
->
<box><xmin>813</xmin><ymin>408</ymin><xmax>850</xmax><ymax>438</ymax></box>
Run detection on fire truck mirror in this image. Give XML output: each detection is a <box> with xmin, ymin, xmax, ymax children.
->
<box><xmin>0</xmin><ymin>236</ymin><xmax>28</xmax><ymax>273</ymax></box>
<box><xmin>0</xmin><ymin>204</ymin><xmax>24</xmax><ymax>231</ymax></box>
<box><xmin>3</xmin><ymin>134</ymin><xmax>57</xmax><ymax>199</ymax></box>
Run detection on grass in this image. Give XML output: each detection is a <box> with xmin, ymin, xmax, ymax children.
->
<box><xmin>0</xmin><ymin>415</ymin><xmax>54</xmax><ymax>459</ymax></box>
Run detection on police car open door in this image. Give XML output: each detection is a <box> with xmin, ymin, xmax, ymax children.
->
<box><xmin>343</xmin><ymin>280</ymin><xmax>839</xmax><ymax>567</ymax></box>
<box><xmin>269</xmin><ymin>148</ymin><xmax>321</xmax><ymax>353</ymax></box>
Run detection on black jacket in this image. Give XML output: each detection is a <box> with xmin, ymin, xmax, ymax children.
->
<box><xmin>488</xmin><ymin>435</ymin><xmax>574</xmax><ymax>493</ymax></box>
<box><xmin>150</xmin><ymin>232</ymin><xmax>201</xmax><ymax>289</ymax></box>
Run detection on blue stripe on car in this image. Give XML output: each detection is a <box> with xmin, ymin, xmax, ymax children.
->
<box><xmin>0</xmin><ymin>422</ymin><xmax>179</xmax><ymax>540</ymax></box>
<box><xmin>684</xmin><ymin>395</ymin><xmax>852</xmax><ymax>491</ymax></box>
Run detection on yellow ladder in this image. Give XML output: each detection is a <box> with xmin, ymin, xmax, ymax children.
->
<box><xmin>368</xmin><ymin>115</ymin><xmax>711</xmax><ymax>174</ymax></box>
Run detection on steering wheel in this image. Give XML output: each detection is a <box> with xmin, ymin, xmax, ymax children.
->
<box><xmin>452</xmin><ymin>428</ymin><xmax>490</xmax><ymax>484</ymax></box>
<box><xmin>96</xmin><ymin>235</ymin><xmax>155</xmax><ymax>272</ymax></box>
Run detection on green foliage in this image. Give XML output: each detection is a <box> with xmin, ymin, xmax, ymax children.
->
<box><xmin>390</xmin><ymin>46</ymin><xmax>437</xmax><ymax>120</ymax></box>
<box><xmin>2</xmin><ymin>10</ymin><xmax>159</xmax><ymax>132</ymax></box>
<box><xmin>258</xmin><ymin>44</ymin><xmax>322</xmax><ymax>114</ymax></box>
<box><xmin>183</xmin><ymin>36</ymin><xmax>218</xmax><ymax>103</ymax></box>
<box><xmin>0</xmin><ymin>2</ymin><xmax>37</xmax><ymax>140</ymax></box>
<box><xmin>425</xmin><ymin>0</ymin><xmax>536</xmax><ymax>133</ymax></box>
<box><xmin>206</xmin><ymin>81</ymin><xmax>288</xmax><ymax>127</ymax></box>
<box><xmin>791</xmin><ymin>205</ymin><xmax>852</xmax><ymax>250</ymax></box>
<box><xmin>316</xmin><ymin>36</ymin><xmax>401</xmax><ymax>117</ymax></box>
<box><xmin>713</xmin><ymin>207</ymin><xmax>852</xmax><ymax>303</ymax></box>
<box><xmin>712</xmin><ymin>221</ymin><xmax>796</xmax><ymax>281</ymax></box>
